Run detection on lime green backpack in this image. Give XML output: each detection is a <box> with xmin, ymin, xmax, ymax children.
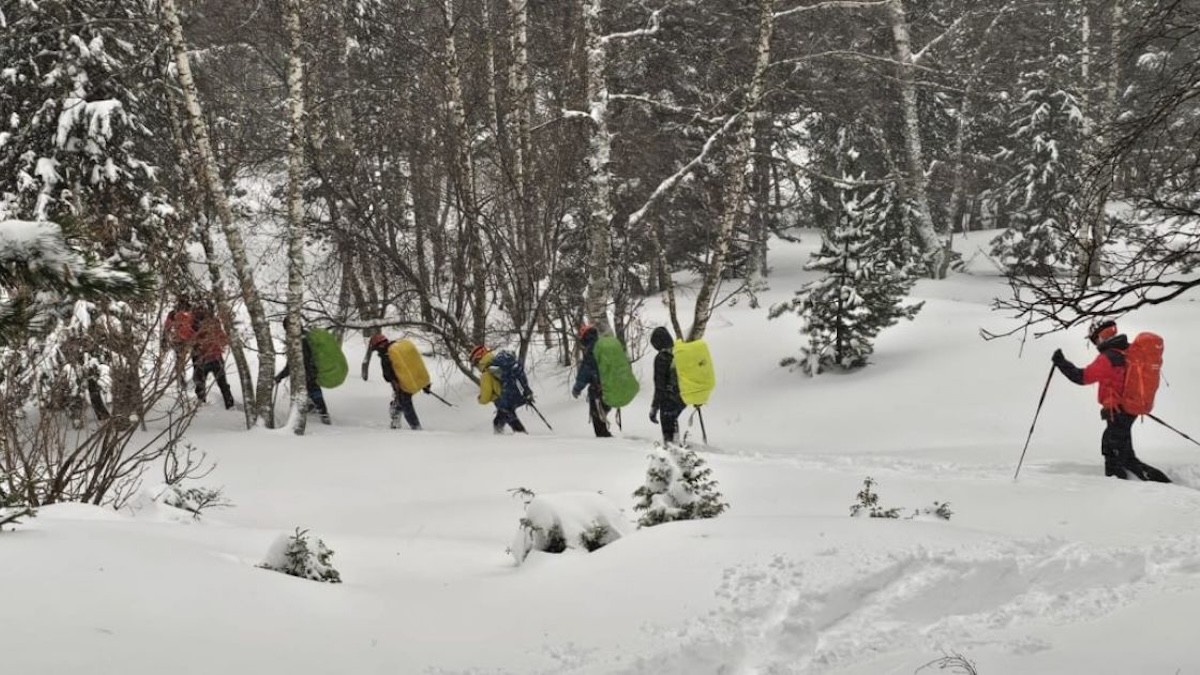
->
<box><xmin>593</xmin><ymin>335</ymin><xmax>639</xmax><ymax>408</ymax></box>
<box><xmin>674</xmin><ymin>339</ymin><xmax>715</xmax><ymax>406</ymax></box>
<box><xmin>307</xmin><ymin>328</ymin><xmax>348</xmax><ymax>388</ymax></box>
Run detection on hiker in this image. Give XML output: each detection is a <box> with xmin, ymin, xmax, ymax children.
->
<box><xmin>470</xmin><ymin>345</ymin><xmax>533</xmax><ymax>434</ymax></box>
<box><xmin>368</xmin><ymin>333</ymin><xmax>425</xmax><ymax>430</ymax></box>
<box><xmin>191</xmin><ymin>304</ymin><xmax>235</xmax><ymax>409</ymax></box>
<box><xmin>649</xmin><ymin>326</ymin><xmax>685</xmax><ymax>444</ymax></box>
<box><xmin>162</xmin><ymin>296</ymin><xmax>196</xmax><ymax>388</ymax></box>
<box><xmin>571</xmin><ymin>324</ymin><xmax>612</xmax><ymax>437</ymax></box>
<box><xmin>1052</xmin><ymin>319</ymin><xmax>1170</xmax><ymax>482</ymax></box>
<box><xmin>275</xmin><ymin>317</ymin><xmax>331</xmax><ymax>424</ymax></box>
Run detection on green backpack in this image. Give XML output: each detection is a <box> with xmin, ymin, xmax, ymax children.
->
<box><xmin>307</xmin><ymin>328</ymin><xmax>348</xmax><ymax>388</ymax></box>
<box><xmin>593</xmin><ymin>335</ymin><xmax>639</xmax><ymax>408</ymax></box>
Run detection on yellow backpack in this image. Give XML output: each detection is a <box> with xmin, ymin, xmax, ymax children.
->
<box><xmin>387</xmin><ymin>339</ymin><xmax>431</xmax><ymax>394</ymax></box>
<box><xmin>674</xmin><ymin>339</ymin><xmax>715</xmax><ymax>406</ymax></box>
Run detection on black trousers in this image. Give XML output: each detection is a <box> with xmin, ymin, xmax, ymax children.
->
<box><xmin>194</xmin><ymin>358</ymin><xmax>234</xmax><ymax>409</ymax></box>
<box><xmin>659</xmin><ymin>406</ymin><xmax>683</xmax><ymax>444</ymax></box>
<box><xmin>493</xmin><ymin>407</ymin><xmax>527</xmax><ymax>434</ymax></box>
<box><xmin>1101</xmin><ymin>411</ymin><xmax>1170</xmax><ymax>482</ymax></box>
<box><xmin>587</xmin><ymin>388</ymin><xmax>612</xmax><ymax>438</ymax></box>
<box><xmin>389</xmin><ymin>390</ymin><xmax>421</xmax><ymax>429</ymax></box>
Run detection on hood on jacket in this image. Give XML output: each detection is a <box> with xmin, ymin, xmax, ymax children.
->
<box><xmin>1096</xmin><ymin>333</ymin><xmax>1130</xmax><ymax>352</ymax></box>
<box><xmin>650</xmin><ymin>326</ymin><xmax>674</xmax><ymax>351</ymax></box>
<box><xmin>580</xmin><ymin>326</ymin><xmax>599</xmax><ymax>347</ymax></box>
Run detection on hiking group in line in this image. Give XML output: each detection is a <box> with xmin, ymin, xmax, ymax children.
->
<box><xmin>165</xmin><ymin>299</ymin><xmax>1183</xmax><ymax>484</ymax></box>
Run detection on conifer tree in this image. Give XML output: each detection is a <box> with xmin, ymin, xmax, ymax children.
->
<box><xmin>769</xmin><ymin>178</ymin><xmax>923</xmax><ymax>375</ymax></box>
<box><xmin>990</xmin><ymin>69</ymin><xmax>1085</xmax><ymax>275</ymax></box>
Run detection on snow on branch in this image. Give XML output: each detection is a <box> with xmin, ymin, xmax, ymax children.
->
<box><xmin>774</xmin><ymin>0</ymin><xmax>889</xmax><ymax>19</ymax></box>
<box><xmin>608</xmin><ymin>94</ymin><xmax>724</xmax><ymax>125</ymax></box>
<box><xmin>599</xmin><ymin>8</ymin><xmax>663</xmax><ymax>45</ymax></box>
<box><xmin>627</xmin><ymin>112</ymin><xmax>742</xmax><ymax>230</ymax></box>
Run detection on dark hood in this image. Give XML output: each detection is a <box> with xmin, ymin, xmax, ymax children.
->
<box><xmin>1097</xmin><ymin>334</ymin><xmax>1129</xmax><ymax>351</ymax></box>
<box><xmin>650</xmin><ymin>326</ymin><xmax>674</xmax><ymax>351</ymax></box>
<box><xmin>580</xmin><ymin>326</ymin><xmax>599</xmax><ymax>347</ymax></box>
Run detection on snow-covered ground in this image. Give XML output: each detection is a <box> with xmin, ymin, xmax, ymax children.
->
<box><xmin>5</xmin><ymin>231</ymin><xmax>1200</xmax><ymax>675</ymax></box>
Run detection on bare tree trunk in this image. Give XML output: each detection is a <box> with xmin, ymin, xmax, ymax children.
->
<box><xmin>887</xmin><ymin>0</ymin><xmax>945</xmax><ymax>278</ymax></box>
<box><xmin>442</xmin><ymin>0</ymin><xmax>489</xmax><ymax>344</ymax></box>
<box><xmin>283</xmin><ymin>0</ymin><xmax>309</xmax><ymax>435</ymax></box>
<box><xmin>1082</xmin><ymin>0</ymin><xmax>1123</xmax><ymax>288</ymax></box>
<box><xmin>160</xmin><ymin>0</ymin><xmax>276</xmax><ymax>427</ymax></box>
<box><xmin>509</xmin><ymin>0</ymin><xmax>539</xmax><ymax>275</ymax></box>
<box><xmin>579</xmin><ymin>0</ymin><xmax>616</xmax><ymax>334</ymax></box>
<box><xmin>687</xmin><ymin>0</ymin><xmax>774</xmax><ymax>341</ymax></box>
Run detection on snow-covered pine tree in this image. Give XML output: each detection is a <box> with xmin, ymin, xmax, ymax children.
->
<box><xmin>989</xmin><ymin>69</ymin><xmax>1085</xmax><ymax>276</ymax></box>
<box><xmin>632</xmin><ymin>441</ymin><xmax>728</xmax><ymax>528</ymax></box>
<box><xmin>769</xmin><ymin>174</ymin><xmax>923</xmax><ymax>375</ymax></box>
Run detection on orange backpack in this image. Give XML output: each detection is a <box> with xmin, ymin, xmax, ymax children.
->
<box><xmin>1121</xmin><ymin>332</ymin><xmax>1163</xmax><ymax>415</ymax></box>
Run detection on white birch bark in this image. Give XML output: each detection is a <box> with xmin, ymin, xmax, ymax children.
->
<box><xmin>442</xmin><ymin>0</ymin><xmax>488</xmax><ymax>344</ymax></box>
<box><xmin>580</xmin><ymin>0</ymin><xmax>615</xmax><ymax>334</ymax></box>
<box><xmin>160</xmin><ymin>0</ymin><xmax>277</xmax><ymax>426</ymax></box>
<box><xmin>509</xmin><ymin>0</ymin><xmax>538</xmax><ymax>272</ymax></box>
<box><xmin>283</xmin><ymin>0</ymin><xmax>308</xmax><ymax>435</ymax></box>
<box><xmin>887</xmin><ymin>0</ymin><xmax>945</xmax><ymax>278</ymax></box>
<box><xmin>687</xmin><ymin>0</ymin><xmax>774</xmax><ymax>341</ymax></box>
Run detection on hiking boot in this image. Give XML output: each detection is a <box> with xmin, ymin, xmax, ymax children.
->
<box><xmin>390</xmin><ymin>417</ymin><xmax>401</xmax><ymax>429</ymax></box>
<box><xmin>320</xmin><ymin>414</ymin><xmax>331</xmax><ymax>425</ymax></box>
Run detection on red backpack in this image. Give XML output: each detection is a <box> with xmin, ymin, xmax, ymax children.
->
<box><xmin>167</xmin><ymin>310</ymin><xmax>196</xmax><ymax>344</ymax></box>
<box><xmin>1121</xmin><ymin>332</ymin><xmax>1163</xmax><ymax>415</ymax></box>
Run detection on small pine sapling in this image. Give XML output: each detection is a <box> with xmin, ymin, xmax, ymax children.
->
<box><xmin>161</xmin><ymin>485</ymin><xmax>233</xmax><ymax>520</ymax></box>
<box><xmin>633</xmin><ymin>441</ymin><xmax>729</xmax><ymax>528</ymax></box>
<box><xmin>849</xmin><ymin>477</ymin><xmax>901</xmax><ymax>519</ymax></box>
<box><xmin>508</xmin><ymin>490</ymin><xmax>629</xmax><ymax>563</ymax></box>
<box><xmin>0</xmin><ymin>481</ymin><xmax>35</xmax><ymax>531</ymax></box>
<box><xmin>259</xmin><ymin>528</ymin><xmax>342</xmax><ymax>583</ymax></box>
<box><xmin>579</xmin><ymin>521</ymin><xmax>611</xmax><ymax>552</ymax></box>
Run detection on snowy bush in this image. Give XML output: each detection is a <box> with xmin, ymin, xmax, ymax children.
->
<box><xmin>160</xmin><ymin>485</ymin><xmax>233</xmax><ymax>520</ymax></box>
<box><xmin>259</xmin><ymin>528</ymin><xmax>342</xmax><ymax>583</ymax></box>
<box><xmin>0</xmin><ymin>480</ymin><xmax>35</xmax><ymax>531</ymax></box>
<box><xmin>632</xmin><ymin>441</ymin><xmax>728</xmax><ymax>528</ymax></box>
<box><xmin>849</xmin><ymin>477</ymin><xmax>952</xmax><ymax>521</ymax></box>
<box><xmin>508</xmin><ymin>489</ymin><xmax>631</xmax><ymax>565</ymax></box>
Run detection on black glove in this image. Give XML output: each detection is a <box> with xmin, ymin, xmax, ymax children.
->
<box><xmin>1052</xmin><ymin>348</ymin><xmax>1065</xmax><ymax>365</ymax></box>
<box><xmin>524</xmin><ymin>393</ymin><xmax>535</xmax><ymax>405</ymax></box>
<box><xmin>649</xmin><ymin>407</ymin><xmax>659</xmax><ymax>424</ymax></box>
<box><xmin>423</xmin><ymin>385</ymin><xmax>432</xmax><ymax>394</ymax></box>
<box><xmin>571</xmin><ymin>388</ymin><xmax>581</xmax><ymax>400</ymax></box>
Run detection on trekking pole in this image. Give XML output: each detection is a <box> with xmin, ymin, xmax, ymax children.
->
<box><xmin>1014</xmin><ymin>364</ymin><xmax>1056</xmax><ymax>480</ymax></box>
<box><xmin>1147</xmin><ymin>413</ymin><xmax>1200</xmax><ymax>448</ymax></box>
<box><xmin>425</xmin><ymin>390</ymin><xmax>454</xmax><ymax>407</ymax></box>
<box><xmin>526</xmin><ymin>401</ymin><xmax>553</xmax><ymax>431</ymax></box>
<box><xmin>616</xmin><ymin>408</ymin><xmax>623</xmax><ymax>431</ymax></box>
<box><xmin>695</xmin><ymin>405</ymin><xmax>709</xmax><ymax>445</ymax></box>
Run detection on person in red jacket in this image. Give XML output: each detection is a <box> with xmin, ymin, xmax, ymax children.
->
<box><xmin>191</xmin><ymin>305</ymin><xmax>235</xmax><ymax>410</ymax></box>
<box><xmin>162</xmin><ymin>296</ymin><xmax>196</xmax><ymax>389</ymax></box>
<box><xmin>1052</xmin><ymin>319</ymin><xmax>1170</xmax><ymax>482</ymax></box>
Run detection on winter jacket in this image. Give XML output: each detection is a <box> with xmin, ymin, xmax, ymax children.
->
<box><xmin>488</xmin><ymin>350</ymin><xmax>532</xmax><ymax>410</ymax></box>
<box><xmin>375</xmin><ymin>344</ymin><xmax>400</xmax><ymax>389</ymax></box>
<box><xmin>650</xmin><ymin>327</ymin><xmax>684</xmax><ymax>413</ymax></box>
<box><xmin>192</xmin><ymin>312</ymin><xmax>228</xmax><ymax>364</ymax></box>
<box><xmin>1055</xmin><ymin>334</ymin><xmax>1128</xmax><ymax>412</ymax></box>
<box><xmin>275</xmin><ymin>332</ymin><xmax>318</xmax><ymax>385</ymax></box>
<box><xmin>163</xmin><ymin>309</ymin><xmax>196</xmax><ymax>346</ymax></box>
<box><xmin>572</xmin><ymin>328</ymin><xmax>601</xmax><ymax>398</ymax></box>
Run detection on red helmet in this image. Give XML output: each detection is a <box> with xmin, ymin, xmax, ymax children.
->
<box><xmin>577</xmin><ymin>323</ymin><xmax>594</xmax><ymax>340</ymax></box>
<box><xmin>469</xmin><ymin>345</ymin><xmax>490</xmax><ymax>364</ymax></box>
<box><xmin>368</xmin><ymin>334</ymin><xmax>388</xmax><ymax>352</ymax></box>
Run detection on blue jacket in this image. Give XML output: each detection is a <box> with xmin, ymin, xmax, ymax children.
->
<box><xmin>489</xmin><ymin>350</ymin><xmax>532</xmax><ymax>410</ymax></box>
<box><xmin>572</xmin><ymin>329</ymin><xmax>600</xmax><ymax>397</ymax></box>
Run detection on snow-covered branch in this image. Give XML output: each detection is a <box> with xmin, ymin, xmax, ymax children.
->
<box><xmin>772</xmin><ymin>49</ymin><xmax>943</xmax><ymax>75</ymax></box>
<box><xmin>627</xmin><ymin>112</ymin><xmax>742</xmax><ymax>230</ymax></box>
<box><xmin>608</xmin><ymin>94</ymin><xmax>724</xmax><ymax>125</ymax></box>
<box><xmin>774</xmin><ymin>0</ymin><xmax>888</xmax><ymax>19</ymax></box>
<box><xmin>599</xmin><ymin>8</ymin><xmax>663</xmax><ymax>45</ymax></box>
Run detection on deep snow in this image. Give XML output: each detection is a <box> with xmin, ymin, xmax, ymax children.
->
<box><xmin>4</xmin><ymin>230</ymin><xmax>1200</xmax><ymax>675</ymax></box>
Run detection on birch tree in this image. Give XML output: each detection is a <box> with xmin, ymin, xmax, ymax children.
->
<box><xmin>283</xmin><ymin>0</ymin><xmax>309</xmax><ymax>435</ymax></box>
<box><xmin>687</xmin><ymin>0</ymin><xmax>775</xmax><ymax>341</ymax></box>
<box><xmin>160</xmin><ymin>0</ymin><xmax>277</xmax><ymax>427</ymax></box>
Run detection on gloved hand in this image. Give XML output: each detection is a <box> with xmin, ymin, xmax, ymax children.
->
<box><xmin>1052</xmin><ymin>348</ymin><xmax>1065</xmax><ymax>365</ymax></box>
<box><xmin>523</xmin><ymin>393</ymin><xmax>535</xmax><ymax>405</ymax></box>
<box><xmin>571</xmin><ymin>387</ymin><xmax>581</xmax><ymax>400</ymax></box>
<box><xmin>649</xmin><ymin>407</ymin><xmax>659</xmax><ymax>424</ymax></box>
<box><xmin>423</xmin><ymin>385</ymin><xmax>432</xmax><ymax>394</ymax></box>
